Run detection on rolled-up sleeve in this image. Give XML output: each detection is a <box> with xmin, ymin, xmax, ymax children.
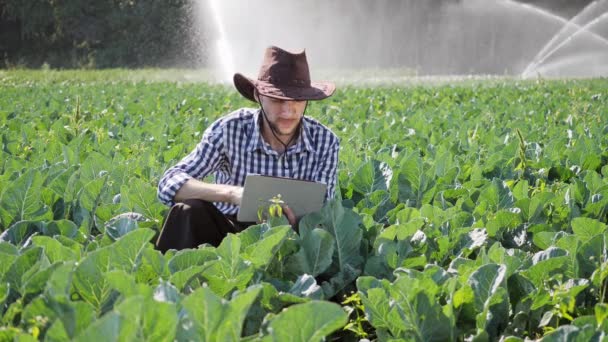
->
<box><xmin>316</xmin><ymin>138</ymin><xmax>340</xmax><ymax>200</ymax></box>
<box><xmin>157</xmin><ymin>125</ymin><xmax>224</xmax><ymax>206</ymax></box>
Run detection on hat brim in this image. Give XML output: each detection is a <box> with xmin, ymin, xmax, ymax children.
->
<box><xmin>234</xmin><ymin>73</ymin><xmax>335</xmax><ymax>102</ymax></box>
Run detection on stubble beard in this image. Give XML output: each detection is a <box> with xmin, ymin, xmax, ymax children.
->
<box><xmin>268</xmin><ymin>120</ymin><xmax>299</xmax><ymax>138</ymax></box>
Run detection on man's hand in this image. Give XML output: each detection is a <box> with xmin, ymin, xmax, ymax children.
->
<box><xmin>228</xmin><ymin>186</ymin><xmax>244</xmax><ymax>206</ymax></box>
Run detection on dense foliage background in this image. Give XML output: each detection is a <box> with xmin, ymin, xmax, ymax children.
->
<box><xmin>0</xmin><ymin>70</ymin><xmax>606</xmax><ymax>340</ymax></box>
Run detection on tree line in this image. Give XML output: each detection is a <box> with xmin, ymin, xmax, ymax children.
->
<box><xmin>0</xmin><ymin>0</ymin><xmax>206</xmax><ymax>68</ymax></box>
<box><xmin>0</xmin><ymin>0</ymin><xmax>594</xmax><ymax>69</ymax></box>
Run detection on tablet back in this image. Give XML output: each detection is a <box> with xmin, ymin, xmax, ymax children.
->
<box><xmin>237</xmin><ymin>174</ymin><xmax>326</xmax><ymax>222</ymax></box>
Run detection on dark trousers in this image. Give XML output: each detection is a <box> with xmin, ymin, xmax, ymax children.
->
<box><xmin>155</xmin><ymin>199</ymin><xmax>253</xmax><ymax>253</ymax></box>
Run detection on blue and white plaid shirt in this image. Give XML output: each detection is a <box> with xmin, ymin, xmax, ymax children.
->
<box><xmin>157</xmin><ymin>108</ymin><xmax>339</xmax><ymax>215</ymax></box>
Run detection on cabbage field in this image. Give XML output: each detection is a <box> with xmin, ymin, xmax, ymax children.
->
<box><xmin>0</xmin><ymin>70</ymin><xmax>607</xmax><ymax>341</ymax></box>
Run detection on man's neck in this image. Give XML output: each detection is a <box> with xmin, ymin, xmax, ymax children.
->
<box><xmin>260</xmin><ymin>119</ymin><xmax>300</xmax><ymax>154</ymax></box>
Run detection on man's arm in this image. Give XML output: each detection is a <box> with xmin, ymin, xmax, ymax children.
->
<box><xmin>158</xmin><ymin>124</ymin><xmax>236</xmax><ymax>206</ymax></box>
<box><xmin>174</xmin><ymin>179</ymin><xmax>243</xmax><ymax>205</ymax></box>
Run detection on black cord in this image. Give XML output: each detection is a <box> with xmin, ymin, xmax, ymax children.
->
<box><xmin>259</xmin><ymin>99</ymin><xmax>308</xmax><ymax>160</ymax></box>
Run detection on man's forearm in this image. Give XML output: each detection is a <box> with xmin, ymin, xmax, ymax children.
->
<box><xmin>174</xmin><ymin>179</ymin><xmax>242</xmax><ymax>205</ymax></box>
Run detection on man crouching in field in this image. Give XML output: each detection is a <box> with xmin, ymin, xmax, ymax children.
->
<box><xmin>155</xmin><ymin>46</ymin><xmax>339</xmax><ymax>253</ymax></box>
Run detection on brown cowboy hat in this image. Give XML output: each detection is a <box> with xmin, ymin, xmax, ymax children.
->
<box><xmin>233</xmin><ymin>46</ymin><xmax>335</xmax><ymax>102</ymax></box>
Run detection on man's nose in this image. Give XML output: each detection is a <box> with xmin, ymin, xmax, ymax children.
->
<box><xmin>279</xmin><ymin>102</ymin><xmax>298</xmax><ymax>117</ymax></box>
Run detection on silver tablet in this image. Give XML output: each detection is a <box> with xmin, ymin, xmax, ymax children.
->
<box><xmin>237</xmin><ymin>174</ymin><xmax>327</xmax><ymax>222</ymax></box>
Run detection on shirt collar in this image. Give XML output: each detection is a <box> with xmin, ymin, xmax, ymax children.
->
<box><xmin>246</xmin><ymin>109</ymin><xmax>315</xmax><ymax>155</ymax></box>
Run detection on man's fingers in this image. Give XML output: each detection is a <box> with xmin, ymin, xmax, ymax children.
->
<box><xmin>230</xmin><ymin>186</ymin><xmax>244</xmax><ymax>206</ymax></box>
<box><xmin>282</xmin><ymin>205</ymin><xmax>297</xmax><ymax>226</ymax></box>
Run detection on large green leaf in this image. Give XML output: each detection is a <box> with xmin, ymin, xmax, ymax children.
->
<box><xmin>321</xmin><ymin>263</ymin><xmax>361</xmax><ymax>299</ymax></box>
<box><xmin>109</xmin><ymin>228</ymin><xmax>156</xmax><ymax>271</ymax></box>
<box><xmin>238</xmin><ymin>224</ymin><xmax>271</xmax><ymax>249</ymax></box>
<box><xmin>120</xmin><ymin>177</ymin><xmax>166</xmax><ymax>222</ymax></box>
<box><xmin>44</xmin><ymin>261</ymin><xmax>76</xmax><ymax>301</ymax></box>
<box><xmin>531</xmin><ymin>247</ymin><xmax>568</xmax><ymax>264</ymax></box>
<box><xmin>486</xmin><ymin>210</ymin><xmax>522</xmax><ymax>237</ymax></box>
<box><xmin>468</xmin><ymin>263</ymin><xmax>507</xmax><ymax>312</ymax></box>
<box><xmin>169</xmin><ymin>265</ymin><xmax>207</xmax><ymax>291</ymax></box>
<box><xmin>452</xmin><ymin>228</ymin><xmax>489</xmax><ymax>257</ymax></box>
<box><xmin>577</xmin><ymin>234</ymin><xmax>605</xmax><ymax>278</ymax></box>
<box><xmin>478</xmin><ymin>179</ymin><xmax>514</xmax><ymax>212</ymax></box>
<box><xmin>44</xmin><ymin>164</ymin><xmax>79</xmax><ymax>199</ymax></box>
<box><xmin>358</xmin><ymin>275</ymin><xmax>454</xmax><ymax>341</ymax></box>
<box><xmin>201</xmin><ymin>234</ymin><xmax>255</xmax><ymax>297</ymax></box>
<box><xmin>0</xmin><ymin>282</ymin><xmax>8</xmax><ymax>310</ymax></box>
<box><xmin>359</xmin><ymin>286</ymin><xmax>408</xmax><ymax>337</ymax></box>
<box><xmin>263</xmin><ymin>301</ymin><xmax>348</xmax><ymax>342</ymax></box>
<box><xmin>357</xmin><ymin>189</ymin><xmax>395</xmax><ymax>223</ymax></box>
<box><xmin>351</xmin><ymin>160</ymin><xmax>390</xmax><ymax>195</ymax></box>
<box><xmin>43</xmin><ymin>220</ymin><xmax>80</xmax><ymax>239</ymax></box>
<box><xmin>114</xmin><ymin>295</ymin><xmax>178</xmax><ymax>341</ymax></box>
<box><xmin>21</xmin><ymin>262</ymin><xmax>62</xmax><ymax>300</ymax></box>
<box><xmin>31</xmin><ymin>236</ymin><xmax>79</xmax><ymax>263</ymax></box>
<box><xmin>540</xmin><ymin>324</ymin><xmax>598</xmax><ymax>341</ymax></box>
<box><xmin>178</xmin><ymin>285</ymin><xmax>261</xmax><ymax>342</ymax></box>
<box><xmin>79</xmin><ymin>151</ymin><xmax>113</xmax><ymax>183</ymax></box>
<box><xmin>24</xmin><ymin>296</ymin><xmax>96</xmax><ymax>340</ymax></box>
<box><xmin>0</xmin><ymin>220</ymin><xmax>44</xmax><ymax>245</ymax></box>
<box><xmin>105</xmin><ymin>217</ymin><xmax>139</xmax><ymax>241</ymax></box>
<box><xmin>153</xmin><ymin>280</ymin><xmax>180</xmax><ymax>303</ymax></box>
<box><xmin>167</xmin><ymin>247</ymin><xmax>217</xmax><ymax>274</ymax></box>
<box><xmin>72</xmin><ymin>246</ymin><xmax>113</xmax><ymax>308</ymax></box>
<box><xmin>242</xmin><ymin>225</ymin><xmax>291</xmax><ymax>269</ymax></box>
<box><xmin>21</xmin><ymin>296</ymin><xmax>57</xmax><ymax>332</ymax></box>
<box><xmin>475</xmin><ymin>287</ymin><xmax>510</xmax><ymax>339</ymax></box>
<box><xmin>524</xmin><ymin>256</ymin><xmax>570</xmax><ymax>287</ymax></box>
<box><xmin>0</xmin><ymin>169</ymin><xmax>51</xmax><ymax>227</ymax></box>
<box><xmin>390</xmin><ymin>276</ymin><xmax>455</xmax><ymax>341</ymax></box>
<box><xmin>526</xmin><ymin>192</ymin><xmax>555</xmax><ymax>223</ymax></box>
<box><xmin>3</xmin><ymin>246</ymin><xmax>48</xmax><ymax>291</ymax></box>
<box><xmin>73</xmin><ymin>229</ymin><xmax>154</xmax><ymax>308</ymax></box>
<box><xmin>79</xmin><ymin>175</ymin><xmax>108</xmax><ymax>214</ymax></box>
<box><xmin>73</xmin><ymin>311</ymin><xmax>123</xmax><ymax>342</ymax></box>
<box><xmin>135</xmin><ymin>248</ymin><xmax>169</xmax><ymax>283</ymax></box>
<box><xmin>390</xmin><ymin>153</ymin><xmax>435</xmax><ymax>208</ymax></box>
<box><xmin>0</xmin><ymin>241</ymin><xmax>18</xmax><ymax>255</ymax></box>
<box><xmin>288</xmin><ymin>274</ymin><xmax>323</xmax><ymax>299</ymax></box>
<box><xmin>486</xmin><ymin>243</ymin><xmax>527</xmax><ymax>278</ymax></box>
<box><xmin>299</xmin><ymin>199</ymin><xmax>363</xmax><ymax>272</ymax></box>
<box><xmin>571</xmin><ymin>217</ymin><xmax>607</xmax><ymax>242</ymax></box>
<box><xmin>106</xmin><ymin>270</ymin><xmax>149</xmax><ymax>298</ymax></box>
<box><xmin>286</xmin><ymin>228</ymin><xmax>335</xmax><ymax>277</ymax></box>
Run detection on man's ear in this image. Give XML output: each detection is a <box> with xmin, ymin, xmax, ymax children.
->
<box><xmin>253</xmin><ymin>89</ymin><xmax>260</xmax><ymax>103</ymax></box>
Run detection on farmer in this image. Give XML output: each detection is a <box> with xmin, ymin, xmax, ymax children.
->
<box><xmin>155</xmin><ymin>46</ymin><xmax>339</xmax><ymax>253</ymax></box>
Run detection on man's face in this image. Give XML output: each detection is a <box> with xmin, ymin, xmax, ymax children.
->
<box><xmin>258</xmin><ymin>94</ymin><xmax>307</xmax><ymax>136</ymax></box>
